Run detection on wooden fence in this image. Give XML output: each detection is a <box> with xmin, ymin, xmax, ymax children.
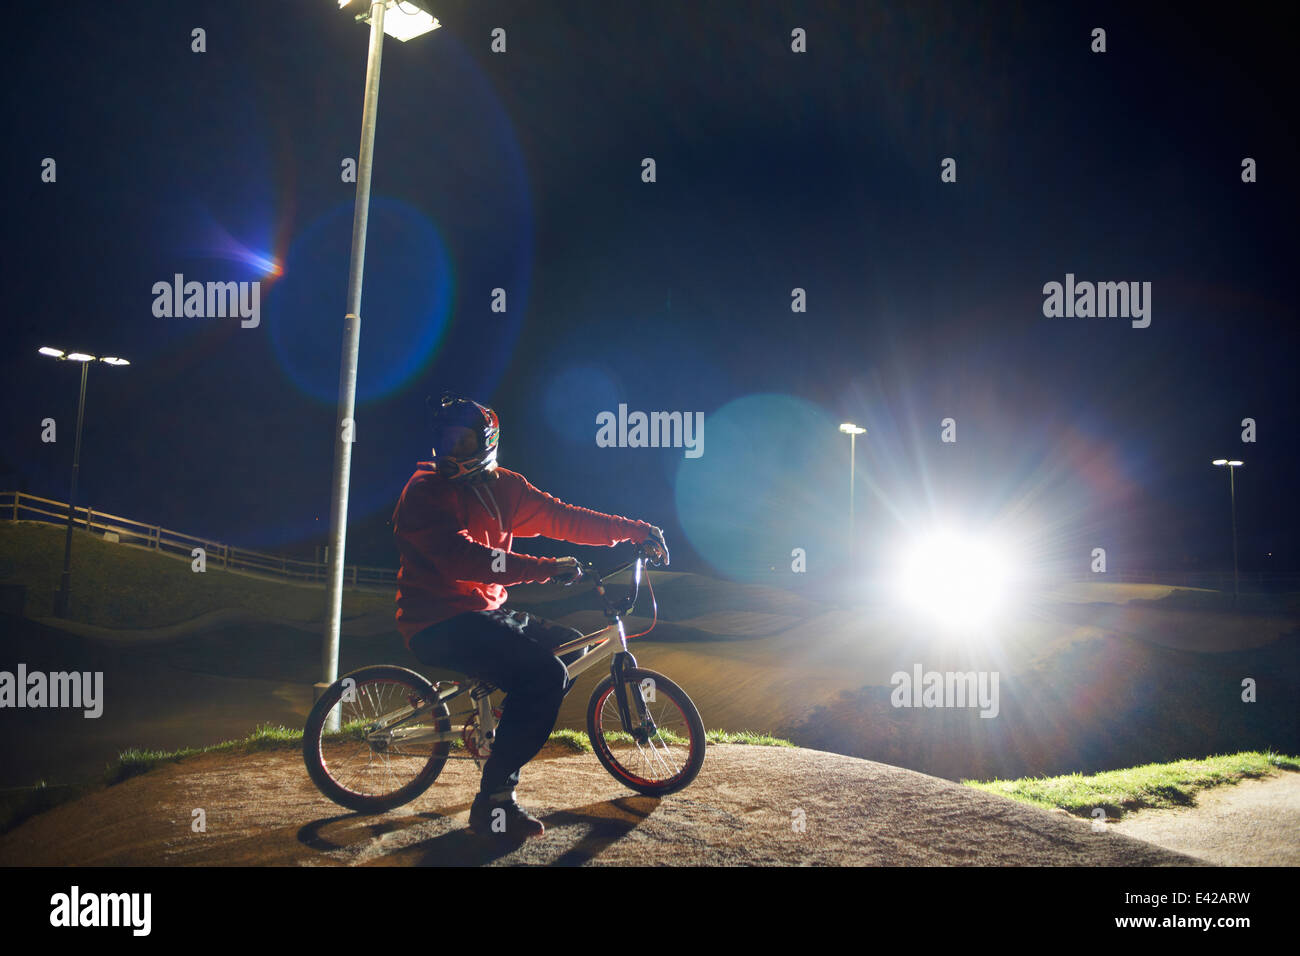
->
<box><xmin>1</xmin><ymin>491</ymin><xmax>396</xmax><ymax>589</ymax></box>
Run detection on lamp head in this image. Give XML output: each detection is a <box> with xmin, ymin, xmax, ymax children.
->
<box><xmin>339</xmin><ymin>0</ymin><xmax>442</xmax><ymax>41</ymax></box>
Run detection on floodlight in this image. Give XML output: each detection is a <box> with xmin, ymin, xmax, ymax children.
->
<box><xmin>339</xmin><ymin>0</ymin><xmax>441</xmax><ymax>41</ymax></box>
<box><xmin>895</xmin><ymin>528</ymin><xmax>1016</xmax><ymax>632</ymax></box>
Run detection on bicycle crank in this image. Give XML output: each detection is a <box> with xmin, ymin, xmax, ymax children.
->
<box><xmin>462</xmin><ymin>707</ymin><xmax>504</xmax><ymax>761</ymax></box>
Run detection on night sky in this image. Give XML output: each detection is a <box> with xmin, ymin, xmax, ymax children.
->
<box><xmin>2</xmin><ymin>1</ymin><xmax>1296</xmax><ymax>583</ymax></box>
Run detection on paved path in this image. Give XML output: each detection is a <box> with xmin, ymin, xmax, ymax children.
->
<box><xmin>1112</xmin><ymin>772</ymin><xmax>1300</xmax><ymax>866</ymax></box>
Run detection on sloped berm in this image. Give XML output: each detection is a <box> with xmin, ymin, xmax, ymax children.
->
<box><xmin>0</xmin><ymin>743</ymin><xmax>1199</xmax><ymax>866</ymax></box>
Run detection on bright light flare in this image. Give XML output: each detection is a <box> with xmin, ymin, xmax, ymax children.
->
<box><xmin>241</xmin><ymin>251</ymin><xmax>281</xmax><ymax>277</ymax></box>
<box><xmin>895</xmin><ymin>529</ymin><xmax>1016</xmax><ymax>632</ymax></box>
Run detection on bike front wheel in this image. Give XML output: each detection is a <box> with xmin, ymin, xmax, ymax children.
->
<box><xmin>586</xmin><ymin>667</ymin><xmax>705</xmax><ymax>796</ymax></box>
<box><xmin>303</xmin><ymin>665</ymin><xmax>452</xmax><ymax>813</ymax></box>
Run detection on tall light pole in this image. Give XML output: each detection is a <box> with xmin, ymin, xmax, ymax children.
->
<box><xmin>321</xmin><ymin>1</ymin><xmax>443</xmax><ymax>722</ymax></box>
<box><xmin>839</xmin><ymin>423</ymin><xmax>865</xmax><ymax>561</ymax></box>
<box><xmin>1212</xmin><ymin>458</ymin><xmax>1243</xmax><ymax>606</ymax></box>
<box><xmin>39</xmin><ymin>347</ymin><xmax>130</xmax><ymax>617</ymax></box>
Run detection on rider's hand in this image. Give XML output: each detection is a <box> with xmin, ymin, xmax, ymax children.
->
<box><xmin>552</xmin><ymin>556</ymin><xmax>584</xmax><ymax>586</ymax></box>
<box><xmin>642</xmin><ymin>525</ymin><xmax>669</xmax><ymax>566</ymax></box>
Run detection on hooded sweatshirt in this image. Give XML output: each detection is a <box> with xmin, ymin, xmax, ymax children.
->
<box><xmin>392</xmin><ymin>462</ymin><xmax>653</xmax><ymax>645</ymax></box>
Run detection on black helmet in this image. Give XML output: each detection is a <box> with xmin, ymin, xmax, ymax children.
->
<box><xmin>427</xmin><ymin>393</ymin><xmax>499</xmax><ymax>480</ymax></box>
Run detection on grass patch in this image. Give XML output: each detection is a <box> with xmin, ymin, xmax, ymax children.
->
<box><xmin>0</xmin><ymin>520</ymin><xmax>392</xmax><ymax>628</ymax></box>
<box><xmin>109</xmin><ymin>723</ymin><xmax>308</xmax><ymax>784</ymax></box>
<box><xmin>549</xmin><ymin>728</ymin><xmax>593</xmax><ymax>753</ymax></box>
<box><xmin>964</xmin><ymin>750</ymin><xmax>1300</xmax><ymax>820</ymax></box>
<box><xmin>706</xmin><ymin>729</ymin><xmax>796</xmax><ymax>747</ymax></box>
<box><xmin>586</xmin><ymin>728</ymin><xmax>794</xmax><ymax>748</ymax></box>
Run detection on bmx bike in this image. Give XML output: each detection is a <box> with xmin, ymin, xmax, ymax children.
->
<box><xmin>303</xmin><ymin>543</ymin><xmax>705</xmax><ymax>813</ymax></box>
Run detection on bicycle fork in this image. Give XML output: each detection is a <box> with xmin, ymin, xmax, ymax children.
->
<box><xmin>610</xmin><ymin>638</ymin><xmax>656</xmax><ymax>741</ymax></box>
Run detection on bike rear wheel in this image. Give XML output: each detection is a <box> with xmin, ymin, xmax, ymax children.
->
<box><xmin>586</xmin><ymin>667</ymin><xmax>705</xmax><ymax>796</ymax></box>
<box><xmin>303</xmin><ymin>665</ymin><xmax>452</xmax><ymax>813</ymax></box>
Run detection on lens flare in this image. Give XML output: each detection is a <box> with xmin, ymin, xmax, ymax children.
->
<box><xmin>895</xmin><ymin>528</ymin><xmax>1016</xmax><ymax>631</ymax></box>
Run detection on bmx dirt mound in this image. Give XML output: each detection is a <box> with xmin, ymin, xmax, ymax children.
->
<box><xmin>0</xmin><ymin>743</ymin><xmax>1199</xmax><ymax>866</ymax></box>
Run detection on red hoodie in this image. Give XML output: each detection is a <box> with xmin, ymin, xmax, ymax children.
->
<box><xmin>392</xmin><ymin>462</ymin><xmax>653</xmax><ymax>645</ymax></box>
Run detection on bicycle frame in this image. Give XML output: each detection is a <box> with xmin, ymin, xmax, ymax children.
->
<box><xmin>358</xmin><ymin>551</ymin><xmax>656</xmax><ymax>761</ymax></box>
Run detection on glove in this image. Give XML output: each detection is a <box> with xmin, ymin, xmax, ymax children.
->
<box><xmin>552</xmin><ymin>556</ymin><xmax>584</xmax><ymax>586</ymax></box>
<box><xmin>642</xmin><ymin>525</ymin><xmax>669</xmax><ymax>566</ymax></box>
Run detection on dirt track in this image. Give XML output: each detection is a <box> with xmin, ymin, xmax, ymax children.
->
<box><xmin>1113</xmin><ymin>772</ymin><xmax>1300</xmax><ymax>866</ymax></box>
<box><xmin>0</xmin><ymin>743</ymin><xmax>1205</xmax><ymax>866</ymax></box>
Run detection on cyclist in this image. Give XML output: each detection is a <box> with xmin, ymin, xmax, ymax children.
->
<box><xmin>392</xmin><ymin>394</ymin><xmax>668</xmax><ymax>840</ymax></box>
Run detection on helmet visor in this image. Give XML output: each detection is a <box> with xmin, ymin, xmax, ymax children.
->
<box><xmin>434</xmin><ymin>425</ymin><xmax>480</xmax><ymax>459</ymax></box>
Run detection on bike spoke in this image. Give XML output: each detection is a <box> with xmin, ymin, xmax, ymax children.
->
<box><xmin>596</xmin><ymin>678</ymin><xmax>697</xmax><ymax>787</ymax></box>
<box><xmin>317</xmin><ymin>678</ymin><xmax>445</xmax><ymax>800</ymax></box>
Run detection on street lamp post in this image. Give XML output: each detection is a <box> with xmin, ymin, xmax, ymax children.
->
<box><xmin>839</xmin><ymin>423</ymin><xmax>865</xmax><ymax>562</ymax></box>
<box><xmin>1212</xmin><ymin>458</ymin><xmax>1244</xmax><ymax>605</ymax></box>
<box><xmin>321</xmin><ymin>1</ymin><xmax>443</xmax><ymax>725</ymax></box>
<box><xmin>39</xmin><ymin>347</ymin><xmax>130</xmax><ymax>617</ymax></box>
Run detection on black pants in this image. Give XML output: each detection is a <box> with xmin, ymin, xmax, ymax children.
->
<box><xmin>409</xmin><ymin>608</ymin><xmax>585</xmax><ymax>800</ymax></box>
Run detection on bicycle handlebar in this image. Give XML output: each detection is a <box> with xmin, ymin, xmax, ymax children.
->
<box><xmin>577</xmin><ymin>541</ymin><xmax>663</xmax><ymax>620</ymax></box>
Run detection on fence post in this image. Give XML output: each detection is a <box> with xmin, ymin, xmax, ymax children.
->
<box><xmin>12</xmin><ymin>498</ymin><xmax>399</xmax><ymax>585</ymax></box>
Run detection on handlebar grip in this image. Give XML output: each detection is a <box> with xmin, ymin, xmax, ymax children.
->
<box><xmin>639</xmin><ymin>540</ymin><xmax>669</xmax><ymax>568</ymax></box>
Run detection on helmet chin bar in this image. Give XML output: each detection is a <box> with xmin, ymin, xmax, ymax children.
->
<box><xmin>434</xmin><ymin>446</ymin><xmax>499</xmax><ymax>481</ymax></box>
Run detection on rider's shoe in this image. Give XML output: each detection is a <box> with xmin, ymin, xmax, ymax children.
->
<box><xmin>468</xmin><ymin>792</ymin><xmax>546</xmax><ymax>840</ymax></box>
